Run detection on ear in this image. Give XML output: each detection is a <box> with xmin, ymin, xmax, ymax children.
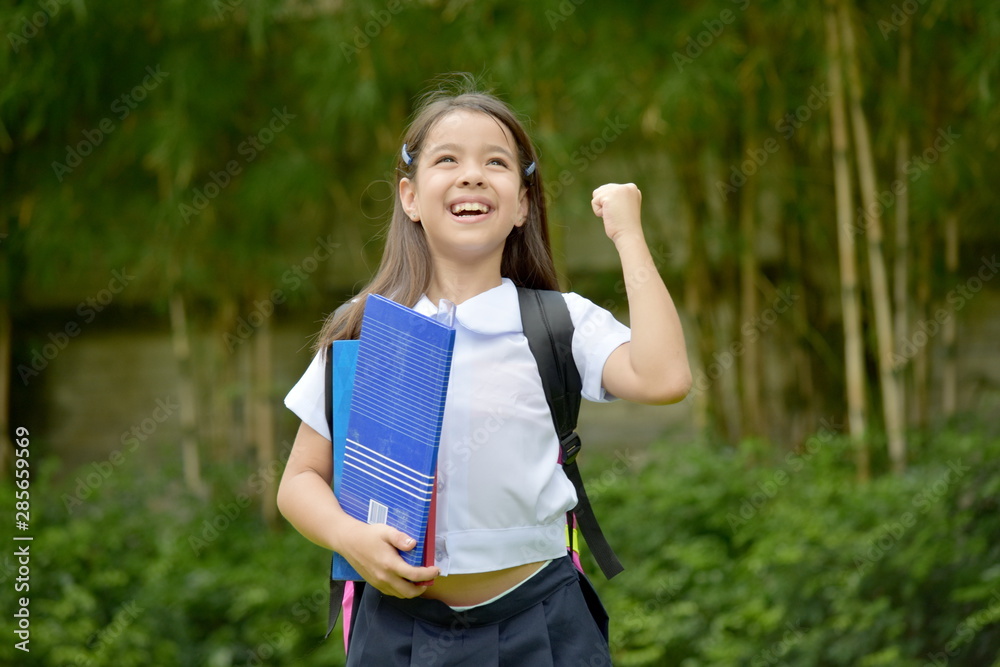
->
<box><xmin>515</xmin><ymin>187</ymin><xmax>529</xmax><ymax>227</ymax></box>
<box><xmin>399</xmin><ymin>177</ymin><xmax>420</xmax><ymax>222</ymax></box>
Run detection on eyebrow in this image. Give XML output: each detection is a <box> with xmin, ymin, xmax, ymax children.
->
<box><xmin>426</xmin><ymin>142</ymin><xmax>516</xmax><ymax>161</ymax></box>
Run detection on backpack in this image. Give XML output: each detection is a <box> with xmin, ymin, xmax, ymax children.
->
<box><xmin>323</xmin><ymin>287</ymin><xmax>623</xmax><ymax>645</ymax></box>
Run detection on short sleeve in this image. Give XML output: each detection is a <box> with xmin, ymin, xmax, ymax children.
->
<box><xmin>283</xmin><ymin>350</ymin><xmax>331</xmax><ymax>441</ymax></box>
<box><xmin>562</xmin><ymin>292</ymin><xmax>631</xmax><ymax>402</ymax></box>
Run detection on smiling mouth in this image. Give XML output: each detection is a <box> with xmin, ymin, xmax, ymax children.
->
<box><xmin>449</xmin><ymin>202</ymin><xmax>493</xmax><ymax>218</ymax></box>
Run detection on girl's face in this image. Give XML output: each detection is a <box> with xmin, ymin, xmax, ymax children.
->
<box><xmin>399</xmin><ymin>110</ymin><xmax>529</xmax><ymax>267</ymax></box>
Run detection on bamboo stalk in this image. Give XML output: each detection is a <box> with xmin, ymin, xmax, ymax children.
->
<box><xmin>838</xmin><ymin>0</ymin><xmax>907</xmax><ymax>473</ymax></box>
<box><xmin>169</xmin><ymin>290</ymin><xmax>207</xmax><ymax>498</ymax></box>
<box><xmin>914</xmin><ymin>230</ymin><xmax>931</xmax><ymax>427</ymax></box>
<box><xmin>211</xmin><ymin>297</ymin><xmax>239</xmax><ymax>461</ymax></box>
<box><xmin>824</xmin><ymin>0</ymin><xmax>868</xmax><ymax>480</ymax></box>
<box><xmin>893</xmin><ymin>18</ymin><xmax>912</xmax><ymax>428</ymax></box>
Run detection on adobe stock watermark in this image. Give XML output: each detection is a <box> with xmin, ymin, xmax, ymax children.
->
<box><xmin>672</xmin><ymin>0</ymin><xmax>751</xmax><ymax>72</ymax></box>
<box><xmin>438</xmin><ymin>408</ymin><xmax>506</xmax><ymax>481</ymax></box>
<box><xmin>82</xmin><ymin>600</ymin><xmax>145</xmax><ymax>662</ymax></box>
<box><xmin>750</xmin><ymin>619</ymin><xmax>805</xmax><ymax>666</ymax></box>
<box><xmin>590</xmin><ymin>243</ymin><xmax>676</xmax><ymax>316</ymax></box>
<box><xmin>726</xmin><ymin>418</ymin><xmax>842</xmax><ymax>532</ymax></box>
<box><xmin>339</xmin><ymin>0</ymin><xmax>412</xmax><ymax>63</ymax></box>
<box><xmin>188</xmin><ymin>440</ymin><xmax>294</xmax><ymax>555</ymax></box>
<box><xmin>853</xmin><ymin>459</ymin><xmax>970</xmax><ymax>574</ymax></box>
<box><xmin>690</xmin><ymin>288</ymin><xmax>798</xmax><ymax>396</ymax></box>
<box><xmin>543</xmin><ymin>115</ymin><xmax>629</xmax><ymax>207</ymax></box>
<box><xmin>414</xmin><ymin>610</ymin><xmax>480</xmax><ymax>664</ymax></box>
<box><xmin>852</xmin><ymin>127</ymin><xmax>959</xmax><ymax>235</ymax></box>
<box><xmin>17</xmin><ymin>268</ymin><xmax>134</xmax><ymax>385</ymax></box>
<box><xmin>511</xmin><ymin>449</ymin><xmax>634</xmax><ymax>571</ymax></box>
<box><xmin>289</xmin><ymin>583</ymin><xmax>331</xmax><ymax>626</ymax></box>
<box><xmin>924</xmin><ymin>586</ymin><xmax>1000</xmax><ymax>666</ymax></box>
<box><xmin>581</xmin><ymin>448</ymin><xmax>637</xmax><ymax>504</ymax></box>
<box><xmin>716</xmin><ymin>84</ymin><xmax>831</xmax><ymax>201</ymax></box>
<box><xmin>51</xmin><ymin>66</ymin><xmax>169</xmax><ymax>182</ymax></box>
<box><xmin>243</xmin><ymin>583</ymin><xmax>338</xmax><ymax>665</ymax></box>
<box><xmin>61</xmin><ymin>397</ymin><xmax>179</xmax><ymax>513</ymax></box>
<box><xmin>223</xmin><ymin>234</ymin><xmax>340</xmax><ymax>352</ymax></box>
<box><xmin>6</xmin><ymin>0</ymin><xmax>72</xmax><ymax>53</ymax></box>
<box><xmin>608</xmin><ymin>575</ymin><xmax>683</xmax><ymax>652</ymax></box>
<box><xmin>213</xmin><ymin>0</ymin><xmax>244</xmax><ymax>19</ymax></box>
<box><xmin>241</xmin><ymin>622</ymin><xmax>296</xmax><ymax>667</ymax></box>
<box><xmin>878</xmin><ymin>0</ymin><xmax>931</xmax><ymax>40</ymax></box>
<box><xmin>892</xmin><ymin>255</ymin><xmax>998</xmax><ymax>371</ymax></box>
<box><xmin>546</xmin><ymin>0</ymin><xmax>586</xmax><ymax>29</ymax></box>
<box><xmin>178</xmin><ymin>107</ymin><xmax>296</xmax><ymax>224</ymax></box>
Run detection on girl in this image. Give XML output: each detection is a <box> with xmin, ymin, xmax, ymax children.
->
<box><xmin>277</xmin><ymin>84</ymin><xmax>691</xmax><ymax>666</ymax></box>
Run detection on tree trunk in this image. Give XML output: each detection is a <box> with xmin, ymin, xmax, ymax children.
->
<box><xmin>211</xmin><ymin>296</ymin><xmax>239</xmax><ymax>461</ymax></box>
<box><xmin>824</xmin><ymin>0</ymin><xmax>868</xmax><ymax>480</ymax></box>
<box><xmin>169</xmin><ymin>291</ymin><xmax>207</xmax><ymax>498</ymax></box>
<box><xmin>893</xmin><ymin>18</ymin><xmax>912</xmax><ymax>428</ymax></box>
<box><xmin>942</xmin><ymin>213</ymin><xmax>959</xmax><ymax>417</ymax></box>
<box><xmin>838</xmin><ymin>0</ymin><xmax>907</xmax><ymax>473</ymax></box>
<box><xmin>253</xmin><ymin>307</ymin><xmax>278</xmax><ymax>527</ymax></box>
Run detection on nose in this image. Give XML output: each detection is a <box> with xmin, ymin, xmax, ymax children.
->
<box><xmin>458</xmin><ymin>163</ymin><xmax>485</xmax><ymax>187</ymax></box>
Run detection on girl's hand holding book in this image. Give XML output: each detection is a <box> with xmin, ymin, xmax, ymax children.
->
<box><xmin>341</xmin><ymin>521</ymin><xmax>440</xmax><ymax>599</ymax></box>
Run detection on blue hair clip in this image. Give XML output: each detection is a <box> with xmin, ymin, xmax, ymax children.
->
<box><xmin>401</xmin><ymin>143</ymin><xmax>413</xmax><ymax>166</ymax></box>
<box><xmin>525</xmin><ymin>162</ymin><xmax>536</xmax><ymax>177</ymax></box>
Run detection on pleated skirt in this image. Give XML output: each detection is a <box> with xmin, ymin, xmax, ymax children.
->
<box><xmin>345</xmin><ymin>556</ymin><xmax>612</xmax><ymax>666</ymax></box>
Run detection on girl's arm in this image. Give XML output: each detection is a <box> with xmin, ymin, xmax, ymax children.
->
<box><xmin>276</xmin><ymin>421</ymin><xmax>440</xmax><ymax>597</ymax></box>
<box><xmin>591</xmin><ymin>182</ymin><xmax>692</xmax><ymax>405</ymax></box>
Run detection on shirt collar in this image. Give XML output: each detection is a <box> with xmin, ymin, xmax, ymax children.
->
<box><xmin>414</xmin><ymin>278</ymin><xmax>522</xmax><ymax>335</ymax></box>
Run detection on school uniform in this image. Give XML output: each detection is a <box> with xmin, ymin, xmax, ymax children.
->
<box><xmin>285</xmin><ymin>278</ymin><xmax>631</xmax><ymax>665</ymax></box>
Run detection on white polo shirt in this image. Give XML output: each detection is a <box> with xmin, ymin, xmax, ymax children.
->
<box><xmin>284</xmin><ymin>278</ymin><xmax>631</xmax><ymax>576</ymax></box>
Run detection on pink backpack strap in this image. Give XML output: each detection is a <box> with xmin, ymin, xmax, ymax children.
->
<box><xmin>341</xmin><ymin>581</ymin><xmax>355</xmax><ymax>651</ymax></box>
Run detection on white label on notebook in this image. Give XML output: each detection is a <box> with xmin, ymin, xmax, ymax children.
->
<box><xmin>367</xmin><ymin>499</ymin><xmax>388</xmax><ymax>525</ymax></box>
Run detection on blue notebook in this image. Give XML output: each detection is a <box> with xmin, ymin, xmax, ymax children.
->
<box><xmin>330</xmin><ymin>339</ymin><xmax>363</xmax><ymax>580</ymax></box>
<box><xmin>332</xmin><ymin>294</ymin><xmax>455</xmax><ymax>574</ymax></box>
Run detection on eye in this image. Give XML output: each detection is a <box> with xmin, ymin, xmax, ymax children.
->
<box><xmin>487</xmin><ymin>158</ymin><xmax>509</xmax><ymax>168</ymax></box>
<box><xmin>435</xmin><ymin>155</ymin><xmax>456</xmax><ymax>164</ymax></box>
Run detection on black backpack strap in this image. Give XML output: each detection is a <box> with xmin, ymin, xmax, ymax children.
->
<box><xmin>516</xmin><ymin>287</ymin><xmax>624</xmax><ymax>579</ymax></box>
<box><xmin>325</xmin><ymin>579</ymin><xmax>345</xmax><ymax>639</ymax></box>
<box><xmin>325</xmin><ymin>343</ymin><xmax>334</xmax><ymax>442</ymax></box>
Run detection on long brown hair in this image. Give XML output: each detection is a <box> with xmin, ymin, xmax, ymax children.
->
<box><xmin>315</xmin><ymin>81</ymin><xmax>558</xmax><ymax>350</ymax></box>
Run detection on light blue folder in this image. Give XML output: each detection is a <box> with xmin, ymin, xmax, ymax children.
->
<box><xmin>331</xmin><ymin>339</ymin><xmax>362</xmax><ymax>580</ymax></box>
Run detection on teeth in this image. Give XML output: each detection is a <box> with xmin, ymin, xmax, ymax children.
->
<box><xmin>451</xmin><ymin>202</ymin><xmax>490</xmax><ymax>215</ymax></box>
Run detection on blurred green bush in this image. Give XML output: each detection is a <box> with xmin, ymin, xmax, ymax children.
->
<box><xmin>3</xmin><ymin>428</ymin><xmax>998</xmax><ymax>666</ymax></box>
<box><xmin>587</xmin><ymin>429</ymin><xmax>1000</xmax><ymax>666</ymax></box>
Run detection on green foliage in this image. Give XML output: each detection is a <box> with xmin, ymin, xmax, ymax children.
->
<box><xmin>4</xmin><ymin>429</ymin><xmax>998</xmax><ymax>665</ymax></box>
<box><xmin>1</xmin><ymin>456</ymin><xmax>346</xmax><ymax>667</ymax></box>
<box><xmin>580</xmin><ymin>428</ymin><xmax>1000</xmax><ymax>666</ymax></box>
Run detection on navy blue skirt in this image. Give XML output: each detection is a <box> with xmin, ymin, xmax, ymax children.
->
<box><xmin>345</xmin><ymin>556</ymin><xmax>612</xmax><ymax>666</ymax></box>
